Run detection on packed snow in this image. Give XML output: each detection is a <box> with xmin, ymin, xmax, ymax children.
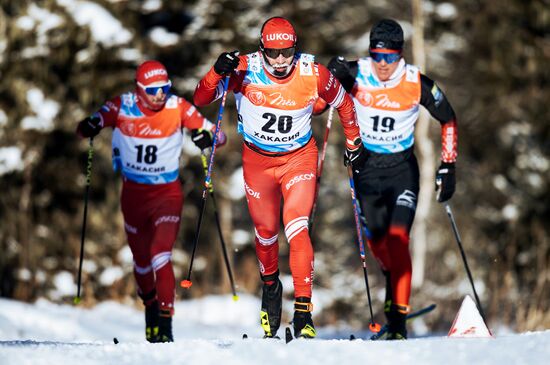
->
<box><xmin>0</xmin><ymin>295</ymin><xmax>548</xmax><ymax>365</ymax></box>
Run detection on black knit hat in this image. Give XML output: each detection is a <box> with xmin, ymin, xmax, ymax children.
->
<box><xmin>369</xmin><ymin>19</ymin><xmax>404</xmax><ymax>50</ymax></box>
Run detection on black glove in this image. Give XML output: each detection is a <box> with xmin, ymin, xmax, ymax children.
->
<box><xmin>213</xmin><ymin>50</ymin><xmax>240</xmax><ymax>75</ymax></box>
<box><xmin>77</xmin><ymin>115</ymin><xmax>102</xmax><ymax>138</ymax></box>
<box><xmin>191</xmin><ymin>129</ymin><xmax>213</xmax><ymax>150</ymax></box>
<box><xmin>435</xmin><ymin>162</ymin><xmax>456</xmax><ymax>202</ymax></box>
<box><xmin>344</xmin><ymin>140</ymin><xmax>369</xmax><ymax>172</ymax></box>
<box><xmin>327</xmin><ymin>56</ymin><xmax>351</xmax><ymax>80</ymax></box>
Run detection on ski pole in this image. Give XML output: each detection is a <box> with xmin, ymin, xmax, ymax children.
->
<box><xmin>444</xmin><ymin>203</ymin><xmax>487</xmax><ymax>322</ymax></box>
<box><xmin>74</xmin><ymin>137</ymin><xmax>94</xmax><ymax>304</ymax></box>
<box><xmin>346</xmin><ymin>164</ymin><xmax>381</xmax><ymax>333</ymax></box>
<box><xmin>200</xmin><ymin>151</ymin><xmax>239</xmax><ymax>300</ymax></box>
<box><xmin>355</xmin><ymin>200</ymin><xmax>371</xmax><ymax>241</ymax></box>
<box><xmin>181</xmin><ymin>75</ymin><xmax>230</xmax><ymax>289</ymax></box>
<box><xmin>310</xmin><ymin>107</ymin><xmax>333</xmax><ymax>233</ymax></box>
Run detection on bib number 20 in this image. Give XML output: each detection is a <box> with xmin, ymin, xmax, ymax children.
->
<box><xmin>261</xmin><ymin>113</ymin><xmax>293</xmax><ymax>134</ymax></box>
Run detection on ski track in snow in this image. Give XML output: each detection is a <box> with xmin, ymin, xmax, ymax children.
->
<box><xmin>0</xmin><ymin>296</ymin><xmax>548</xmax><ymax>365</ymax></box>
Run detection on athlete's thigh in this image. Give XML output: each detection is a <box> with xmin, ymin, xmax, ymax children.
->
<box><xmin>354</xmin><ymin>169</ymin><xmax>389</xmax><ymax>241</ymax></box>
<box><xmin>386</xmin><ymin>158</ymin><xmax>420</xmax><ymax>232</ymax></box>
<box><xmin>149</xmin><ymin>194</ymin><xmax>183</xmax><ymax>253</ymax></box>
<box><xmin>242</xmin><ymin>148</ymin><xmax>281</xmax><ymax>233</ymax></box>
<box><xmin>121</xmin><ymin>187</ymin><xmax>153</xmax><ymax>263</ymax></box>
<box><xmin>360</xmin><ymin>192</ymin><xmax>389</xmax><ymax>241</ymax></box>
<box><xmin>279</xmin><ymin>147</ymin><xmax>317</xmax><ymax>225</ymax></box>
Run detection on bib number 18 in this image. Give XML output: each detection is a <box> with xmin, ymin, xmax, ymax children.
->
<box><xmin>135</xmin><ymin>145</ymin><xmax>158</xmax><ymax>164</ymax></box>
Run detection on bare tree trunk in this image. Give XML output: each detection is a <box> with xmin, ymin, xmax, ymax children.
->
<box><xmin>16</xmin><ymin>148</ymin><xmax>40</xmax><ymax>300</ymax></box>
<box><xmin>411</xmin><ymin>0</ymin><xmax>436</xmax><ymax>288</ymax></box>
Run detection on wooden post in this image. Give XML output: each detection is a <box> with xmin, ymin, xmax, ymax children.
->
<box><xmin>411</xmin><ymin>0</ymin><xmax>436</xmax><ymax>288</ymax></box>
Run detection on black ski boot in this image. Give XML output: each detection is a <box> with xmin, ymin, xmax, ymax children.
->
<box><xmin>260</xmin><ymin>270</ymin><xmax>283</xmax><ymax>338</ymax></box>
<box><xmin>139</xmin><ymin>290</ymin><xmax>159</xmax><ymax>343</ymax></box>
<box><xmin>292</xmin><ymin>297</ymin><xmax>316</xmax><ymax>339</ymax></box>
<box><xmin>158</xmin><ymin>310</ymin><xmax>174</xmax><ymax>343</ymax></box>
<box><xmin>145</xmin><ymin>301</ymin><xmax>160</xmax><ymax>342</ymax></box>
<box><xmin>386</xmin><ymin>303</ymin><xmax>409</xmax><ymax>340</ymax></box>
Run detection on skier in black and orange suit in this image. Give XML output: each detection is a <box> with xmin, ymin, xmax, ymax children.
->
<box><xmin>328</xmin><ymin>19</ymin><xmax>458</xmax><ymax>339</ymax></box>
<box><xmin>194</xmin><ymin>17</ymin><xmax>364</xmax><ymax>339</ymax></box>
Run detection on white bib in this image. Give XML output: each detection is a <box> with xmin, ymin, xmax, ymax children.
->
<box><xmin>112</xmin><ymin>93</ymin><xmax>184</xmax><ymax>184</ymax></box>
<box><xmin>353</xmin><ymin>58</ymin><xmax>421</xmax><ymax>154</ymax></box>
<box><xmin>234</xmin><ymin>52</ymin><xmax>318</xmax><ymax>153</ymax></box>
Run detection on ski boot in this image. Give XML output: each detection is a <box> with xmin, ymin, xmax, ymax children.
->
<box><xmin>386</xmin><ymin>303</ymin><xmax>409</xmax><ymax>340</ymax></box>
<box><xmin>292</xmin><ymin>297</ymin><xmax>316</xmax><ymax>339</ymax></box>
<box><xmin>157</xmin><ymin>310</ymin><xmax>174</xmax><ymax>343</ymax></box>
<box><xmin>139</xmin><ymin>290</ymin><xmax>159</xmax><ymax>343</ymax></box>
<box><xmin>260</xmin><ymin>270</ymin><xmax>283</xmax><ymax>338</ymax></box>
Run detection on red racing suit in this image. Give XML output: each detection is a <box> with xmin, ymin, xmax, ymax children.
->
<box><xmin>87</xmin><ymin>91</ymin><xmax>213</xmax><ymax>315</ymax></box>
<box><xmin>194</xmin><ymin>51</ymin><xmax>360</xmax><ymax>298</ymax></box>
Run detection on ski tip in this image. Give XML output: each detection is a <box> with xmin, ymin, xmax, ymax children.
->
<box><xmin>73</xmin><ymin>297</ymin><xmax>81</xmax><ymax>305</ymax></box>
<box><xmin>180</xmin><ymin>280</ymin><xmax>192</xmax><ymax>289</ymax></box>
<box><xmin>285</xmin><ymin>327</ymin><xmax>293</xmax><ymax>344</ymax></box>
<box><xmin>242</xmin><ymin>333</ymin><xmax>248</xmax><ymax>339</ymax></box>
<box><xmin>349</xmin><ymin>334</ymin><xmax>356</xmax><ymax>341</ymax></box>
<box><xmin>232</xmin><ymin>295</ymin><xmax>239</xmax><ymax>302</ymax></box>
<box><xmin>113</xmin><ymin>337</ymin><xmax>119</xmax><ymax>345</ymax></box>
<box><xmin>369</xmin><ymin>322</ymin><xmax>382</xmax><ymax>333</ymax></box>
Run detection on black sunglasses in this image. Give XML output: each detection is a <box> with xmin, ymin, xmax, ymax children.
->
<box><xmin>263</xmin><ymin>47</ymin><xmax>296</xmax><ymax>58</ymax></box>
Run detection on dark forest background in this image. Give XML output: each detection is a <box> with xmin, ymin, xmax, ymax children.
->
<box><xmin>0</xmin><ymin>0</ymin><xmax>548</xmax><ymax>334</ymax></box>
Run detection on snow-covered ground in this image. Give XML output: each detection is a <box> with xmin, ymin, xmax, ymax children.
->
<box><xmin>0</xmin><ymin>295</ymin><xmax>548</xmax><ymax>365</ymax></box>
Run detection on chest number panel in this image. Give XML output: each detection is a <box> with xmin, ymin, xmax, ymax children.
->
<box><xmin>135</xmin><ymin>145</ymin><xmax>158</xmax><ymax>164</ymax></box>
<box><xmin>261</xmin><ymin>113</ymin><xmax>293</xmax><ymax>134</ymax></box>
<box><xmin>371</xmin><ymin>116</ymin><xmax>396</xmax><ymax>132</ymax></box>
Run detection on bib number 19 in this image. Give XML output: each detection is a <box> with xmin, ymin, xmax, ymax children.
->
<box><xmin>371</xmin><ymin>116</ymin><xmax>395</xmax><ymax>132</ymax></box>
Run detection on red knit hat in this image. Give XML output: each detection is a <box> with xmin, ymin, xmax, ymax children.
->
<box><xmin>261</xmin><ymin>17</ymin><xmax>297</xmax><ymax>49</ymax></box>
<box><xmin>135</xmin><ymin>60</ymin><xmax>169</xmax><ymax>86</ymax></box>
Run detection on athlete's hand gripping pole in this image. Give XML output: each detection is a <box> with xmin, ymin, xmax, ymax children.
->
<box><xmin>309</xmin><ymin>107</ymin><xmax>334</xmax><ymax>233</ymax></box>
<box><xmin>199</xmin><ymin>151</ymin><xmax>239</xmax><ymax>301</ymax></box>
<box><xmin>74</xmin><ymin>137</ymin><xmax>94</xmax><ymax>305</ymax></box>
<box><xmin>181</xmin><ymin>76</ymin><xmax>230</xmax><ymax>289</ymax></box>
<box><xmin>346</xmin><ymin>163</ymin><xmax>381</xmax><ymax>333</ymax></box>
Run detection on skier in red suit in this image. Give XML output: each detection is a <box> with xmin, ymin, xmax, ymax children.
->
<box><xmin>194</xmin><ymin>17</ymin><xmax>365</xmax><ymax>339</ymax></box>
<box><xmin>77</xmin><ymin>60</ymin><xmax>226</xmax><ymax>342</ymax></box>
